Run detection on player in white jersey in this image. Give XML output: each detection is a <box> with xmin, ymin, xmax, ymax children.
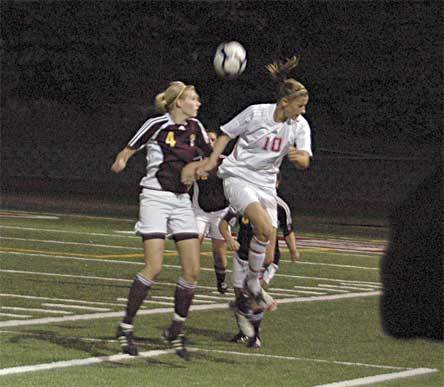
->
<box><xmin>111</xmin><ymin>81</ymin><xmax>212</xmax><ymax>360</ymax></box>
<box><xmin>185</xmin><ymin>56</ymin><xmax>313</xmax><ymax>310</ymax></box>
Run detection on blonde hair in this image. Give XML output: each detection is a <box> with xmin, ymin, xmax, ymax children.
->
<box><xmin>266</xmin><ymin>56</ymin><xmax>308</xmax><ymax>100</ymax></box>
<box><xmin>154</xmin><ymin>81</ymin><xmax>195</xmax><ymax>113</ymax></box>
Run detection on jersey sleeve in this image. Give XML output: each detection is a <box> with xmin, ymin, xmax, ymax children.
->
<box><xmin>194</xmin><ymin>120</ymin><xmax>213</xmax><ymax>157</ymax></box>
<box><xmin>220</xmin><ymin>105</ymin><xmax>255</xmax><ymax>139</ymax></box>
<box><xmin>295</xmin><ymin>118</ymin><xmax>313</xmax><ymax>156</ymax></box>
<box><xmin>127</xmin><ymin>116</ymin><xmax>167</xmax><ymax>150</ymax></box>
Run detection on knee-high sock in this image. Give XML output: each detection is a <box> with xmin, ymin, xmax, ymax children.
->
<box><xmin>168</xmin><ymin>277</ymin><xmax>197</xmax><ymax>337</ymax></box>
<box><xmin>247</xmin><ymin>236</ymin><xmax>269</xmax><ymax>295</ymax></box>
<box><xmin>214</xmin><ymin>265</ymin><xmax>227</xmax><ymax>283</ymax></box>
<box><xmin>123</xmin><ymin>274</ymin><xmax>153</xmax><ymax>325</ymax></box>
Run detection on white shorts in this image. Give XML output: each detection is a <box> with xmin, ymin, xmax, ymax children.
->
<box><xmin>135</xmin><ymin>188</ymin><xmax>198</xmax><ymax>238</ymax></box>
<box><xmin>194</xmin><ymin>207</ymin><xmax>229</xmax><ymax>240</ymax></box>
<box><xmin>223</xmin><ymin>176</ymin><xmax>278</xmax><ymax>228</ymax></box>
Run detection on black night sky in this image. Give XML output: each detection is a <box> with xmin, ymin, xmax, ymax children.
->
<box><xmin>1</xmin><ymin>1</ymin><xmax>442</xmax><ymax>213</ymax></box>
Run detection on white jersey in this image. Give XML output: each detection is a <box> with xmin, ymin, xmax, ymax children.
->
<box><xmin>218</xmin><ymin>104</ymin><xmax>312</xmax><ymax>188</ymax></box>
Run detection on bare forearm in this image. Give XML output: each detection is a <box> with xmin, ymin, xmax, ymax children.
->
<box><xmin>111</xmin><ymin>147</ymin><xmax>136</xmax><ymax>173</ymax></box>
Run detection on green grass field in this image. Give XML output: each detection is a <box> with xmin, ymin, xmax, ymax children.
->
<box><xmin>0</xmin><ymin>208</ymin><xmax>442</xmax><ymax>386</ymax></box>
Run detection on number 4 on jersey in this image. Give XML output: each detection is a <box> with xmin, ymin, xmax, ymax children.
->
<box><xmin>165</xmin><ymin>131</ymin><xmax>176</xmax><ymax>147</ymax></box>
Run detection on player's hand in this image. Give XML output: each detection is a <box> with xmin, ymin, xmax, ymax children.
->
<box><xmin>291</xmin><ymin>250</ymin><xmax>301</xmax><ymax>263</ymax></box>
<box><xmin>111</xmin><ymin>159</ymin><xmax>126</xmax><ymax>173</ymax></box>
<box><xmin>228</xmin><ymin>239</ymin><xmax>240</xmax><ymax>252</ymax></box>
<box><xmin>181</xmin><ymin>163</ymin><xmax>197</xmax><ymax>186</ymax></box>
<box><xmin>288</xmin><ymin>146</ymin><xmax>309</xmax><ymax>169</ymax></box>
<box><xmin>196</xmin><ymin>158</ymin><xmax>218</xmax><ymax>178</ymax></box>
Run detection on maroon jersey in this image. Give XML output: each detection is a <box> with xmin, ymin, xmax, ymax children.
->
<box><xmin>192</xmin><ymin>156</ymin><xmax>229</xmax><ymax>212</ymax></box>
<box><xmin>128</xmin><ymin>113</ymin><xmax>212</xmax><ymax>193</ymax></box>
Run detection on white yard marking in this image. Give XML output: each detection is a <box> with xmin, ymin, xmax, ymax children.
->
<box><xmin>0</xmin><ymin>225</ymin><xmax>139</xmax><ymax>239</ymax></box>
<box><xmin>0</xmin><ymin>313</ymin><xmax>31</xmax><ymax>318</ymax></box>
<box><xmin>1</xmin><ymin>306</ymin><xmax>72</xmax><ymax>315</ymax></box>
<box><xmin>0</xmin><ymin>344</ymin><xmax>433</xmax><ymax>385</ymax></box>
<box><xmin>318</xmin><ymin>284</ymin><xmax>376</xmax><ymax>291</ymax></box>
<box><xmin>0</xmin><ymin>293</ymin><xmax>126</xmax><ymax>308</ymax></box>
<box><xmin>314</xmin><ymin>368</ymin><xmax>438</xmax><ymax>387</ymax></box>
<box><xmin>0</xmin><ymin>291</ymin><xmax>380</xmax><ymax>328</ymax></box>
<box><xmin>0</xmin><ymin>250</ymin><xmax>380</xmax><ymax>276</ymax></box>
<box><xmin>0</xmin><ymin>236</ymin><xmax>141</xmax><ymax>250</ymax></box>
<box><xmin>41</xmin><ymin>303</ymin><xmax>110</xmax><ymax>312</ymax></box>
<box><xmin>293</xmin><ymin>261</ymin><xmax>378</xmax><ymax>270</ymax></box>
<box><xmin>195</xmin><ymin>294</ymin><xmax>232</xmax><ymax>300</ymax></box>
<box><xmin>0</xmin><ymin>348</ymin><xmax>178</xmax><ymax>376</ymax></box>
<box><xmin>116</xmin><ymin>297</ymin><xmax>175</xmax><ymax>306</ymax></box>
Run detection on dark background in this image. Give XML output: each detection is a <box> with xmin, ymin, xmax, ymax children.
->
<box><xmin>1</xmin><ymin>0</ymin><xmax>442</xmax><ymax>220</ymax></box>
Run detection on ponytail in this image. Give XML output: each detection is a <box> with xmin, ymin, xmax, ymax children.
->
<box><xmin>266</xmin><ymin>56</ymin><xmax>308</xmax><ymax>100</ymax></box>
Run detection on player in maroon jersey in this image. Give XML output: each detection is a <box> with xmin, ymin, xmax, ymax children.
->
<box><xmin>191</xmin><ymin>131</ymin><xmax>230</xmax><ymax>294</ymax></box>
<box><xmin>111</xmin><ymin>81</ymin><xmax>212</xmax><ymax>360</ymax></box>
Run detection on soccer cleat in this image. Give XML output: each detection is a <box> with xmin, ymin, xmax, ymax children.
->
<box><xmin>248</xmin><ymin>287</ymin><xmax>277</xmax><ymax>312</ymax></box>
<box><xmin>116</xmin><ymin>323</ymin><xmax>138</xmax><ymax>356</ymax></box>
<box><xmin>229</xmin><ymin>301</ymin><xmax>255</xmax><ymax>338</ymax></box>
<box><xmin>247</xmin><ymin>335</ymin><xmax>262</xmax><ymax>349</ymax></box>
<box><xmin>230</xmin><ymin>331</ymin><xmax>249</xmax><ymax>344</ymax></box>
<box><xmin>162</xmin><ymin>329</ymin><xmax>190</xmax><ymax>361</ymax></box>
<box><xmin>217</xmin><ymin>280</ymin><xmax>228</xmax><ymax>294</ymax></box>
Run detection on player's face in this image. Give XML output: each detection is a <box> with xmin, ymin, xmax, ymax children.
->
<box><xmin>179</xmin><ymin>90</ymin><xmax>201</xmax><ymax>118</ymax></box>
<box><xmin>282</xmin><ymin>95</ymin><xmax>309</xmax><ymax>120</ymax></box>
<box><xmin>208</xmin><ymin>132</ymin><xmax>218</xmax><ymax>147</ymax></box>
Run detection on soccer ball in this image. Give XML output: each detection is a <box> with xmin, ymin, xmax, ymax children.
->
<box><xmin>213</xmin><ymin>41</ymin><xmax>247</xmax><ymax>79</ymax></box>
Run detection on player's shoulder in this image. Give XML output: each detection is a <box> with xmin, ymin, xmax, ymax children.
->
<box><xmin>141</xmin><ymin>113</ymin><xmax>170</xmax><ymax>130</ymax></box>
<box><xmin>295</xmin><ymin>114</ymin><xmax>310</xmax><ymax>128</ymax></box>
<box><xmin>241</xmin><ymin>103</ymin><xmax>274</xmax><ymax>121</ymax></box>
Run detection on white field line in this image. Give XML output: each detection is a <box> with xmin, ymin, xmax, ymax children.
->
<box><xmin>0</xmin><ymin>293</ymin><xmax>126</xmax><ymax>308</ymax></box>
<box><xmin>149</xmin><ymin>295</ymin><xmax>214</xmax><ymax>304</ymax></box>
<box><xmin>0</xmin><ymin>345</ymin><xmax>430</xmax><ymax>378</ymax></box>
<box><xmin>317</xmin><ymin>287</ymin><xmax>350</xmax><ymax>293</ymax></box>
<box><xmin>0</xmin><ymin>348</ymin><xmax>178</xmax><ymax>376</ymax></box>
<box><xmin>0</xmin><ymin>330</ymin><xmax>119</xmax><ymax>343</ymax></box>
<box><xmin>318</xmin><ymin>284</ymin><xmax>376</xmax><ymax>291</ymax></box>
<box><xmin>314</xmin><ymin>368</ymin><xmax>438</xmax><ymax>387</ymax></box>
<box><xmin>0</xmin><ymin>224</ymin><xmax>385</xmax><ymax>257</ymax></box>
<box><xmin>0</xmin><ymin>313</ymin><xmax>31</xmax><ymax>318</ymax></box>
<box><xmin>294</xmin><ymin>261</ymin><xmax>378</xmax><ymax>270</ymax></box>
<box><xmin>0</xmin><ymin>236</ymin><xmax>141</xmax><ymax>250</ymax></box>
<box><xmin>0</xmin><ymin>291</ymin><xmax>380</xmax><ymax>328</ymax></box>
<box><xmin>341</xmin><ymin>282</ymin><xmax>382</xmax><ymax>288</ymax></box>
<box><xmin>194</xmin><ymin>294</ymin><xmax>232</xmax><ymax>300</ymax></box>
<box><xmin>0</xmin><ymin>209</ymin><xmax>134</xmax><ymax>223</ymax></box>
<box><xmin>1</xmin><ymin>306</ymin><xmax>72</xmax><ymax>315</ymax></box>
<box><xmin>0</xmin><ymin>225</ymin><xmax>139</xmax><ymax>239</ymax></box>
<box><xmin>41</xmin><ymin>303</ymin><xmax>110</xmax><ymax>312</ymax></box>
<box><xmin>293</xmin><ymin>285</ymin><xmax>338</xmax><ymax>292</ymax></box>
<box><xmin>0</xmin><ymin>251</ymin><xmax>217</xmax><ymax>273</ymax></box>
<box><xmin>115</xmin><ymin>297</ymin><xmax>174</xmax><ymax>307</ymax></box>
<box><xmin>0</xmin><ymin>237</ymin><xmax>379</xmax><ymax>270</ymax></box>
<box><xmin>0</xmin><ymin>251</ymin><xmax>381</xmax><ymax>280</ymax></box>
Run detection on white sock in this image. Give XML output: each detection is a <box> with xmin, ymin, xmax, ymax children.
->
<box><xmin>247</xmin><ymin>236</ymin><xmax>269</xmax><ymax>295</ymax></box>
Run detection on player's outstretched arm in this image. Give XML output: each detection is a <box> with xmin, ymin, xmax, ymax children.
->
<box><xmin>287</xmin><ymin>146</ymin><xmax>310</xmax><ymax>170</ymax></box>
<box><xmin>111</xmin><ymin>147</ymin><xmax>137</xmax><ymax>173</ymax></box>
<box><xmin>181</xmin><ymin>159</ymin><xmax>208</xmax><ymax>186</ymax></box>
<box><xmin>196</xmin><ymin>134</ymin><xmax>231</xmax><ymax>177</ymax></box>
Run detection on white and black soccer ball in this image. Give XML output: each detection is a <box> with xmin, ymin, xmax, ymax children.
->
<box><xmin>213</xmin><ymin>41</ymin><xmax>247</xmax><ymax>79</ymax></box>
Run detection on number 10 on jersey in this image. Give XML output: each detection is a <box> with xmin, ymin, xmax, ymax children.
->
<box><xmin>262</xmin><ymin>136</ymin><xmax>282</xmax><ymax>152</ymax></box>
